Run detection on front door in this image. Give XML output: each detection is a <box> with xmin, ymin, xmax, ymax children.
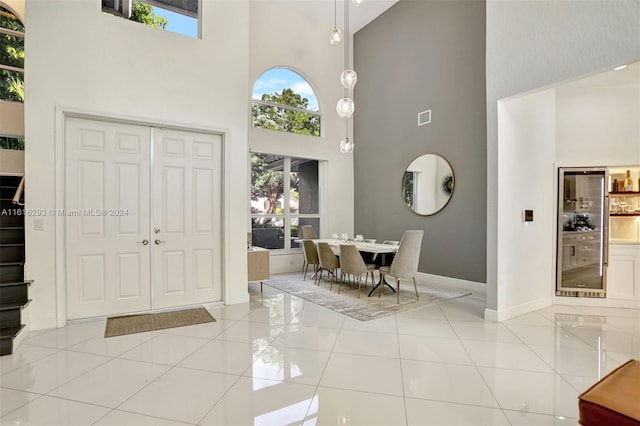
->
<box><xmin>66</xmin><ymin>117</ymin><xmax>152</xmax><ymax>319</ymax></box>
<box><xmin>151</xmin><ymin>128</ymin><xmax>222</xmax><ymax>309</ymax></box>
<box><xmin>65</xmin><ymin>118</ymin><xmax>223</xmax><ymax>320</ymax></box>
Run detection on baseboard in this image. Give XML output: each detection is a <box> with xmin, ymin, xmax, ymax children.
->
<box><xmin>416</xmin><ymin>272</ymin><xmax>486</xmax><ymax>293</ymax></box>
<box><xmin>552</xmin><ymin>295</ymin><xmax>640</xmax><ymax>309</ymax></box>
<box><xmin>484</xmin><ymin>296</ymin><xmax>553</xmax><ymax>322</ymax></box>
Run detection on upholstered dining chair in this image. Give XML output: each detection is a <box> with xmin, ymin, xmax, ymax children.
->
<box><xmin>301</xmin><ymin>239</ymin><xmax>320</xmax><ymax>281</ymax></box>
<box><xmin>374</xmin><ymin>240</ymin><xmax>399</xmax><ymax>267</ymax></box>
<box><xmin>300</xmin><ymin>225</ymin><xmax>317</xmax><ymax>240</ymax></box>
<box><xmin>316</xmin><ymin>242</ymin><xmax>340</xmax><ymax>290</ymax></box>
<box><xmin>379</xmin><ymin>230</ymin><xmax>424</xmax><ymax>303</ymax></box>
<box><xmin>338</xmin><ymin>244</ymin><xmax>376</xmax><ymax>298</ymax></box>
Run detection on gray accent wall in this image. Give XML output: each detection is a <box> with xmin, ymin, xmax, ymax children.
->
<box><xmin>353</xmin><ymin>0</ymin><xmax>487</xmax><ymax>283</ymax></box>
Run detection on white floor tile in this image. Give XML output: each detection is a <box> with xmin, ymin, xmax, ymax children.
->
<box><xmin>503</xmin><ymin>312</ymin><xmax>558</xmax><ymax>327</ymax></box>
<box><xmin>178</xmin><ymin>339</ymin><xmax>262</xmax><ymax>375</ymax></box>
<box><xmin>399</xmin><ymin>334</ymin><xmax>473</xmax><ymax>365</ymax></box>
<box><xmin>450</xmin><ymin>321</ymin><xmax>521</xmax><ymax>343</ymax></box>
<box><xmin>0</xmin><ymin>395</ymin><xmax>110</xmax><ymax>425</ymax></box>
<box><xmin>0</xmin><ymin>388</ymin><xmax>40</xmax><ymax>417</ymax></box>
<box><xmin>48</xmin><ymin>358</ymin><xmax>170</xmax><ymax>408</ymax></box>
<box><xmin>119</xmin><ymin>333</ymin><xmax>209</xmax><ymax>366</ymax></box>
<box><xmin>560</xmin><ymin>373</ymin><xmax>599</xmax><ymax>394</ymax></box>
<box><xmin>215</xmin><ymin>321</ymin><xmax>283</xmax><ymax>345</ymax></box>
<box><xmin>396</xmin><ymin>317</ymin><xmax>457</xmax><ymax>338</ymax></box>
<box><xmin>503</xmin><ymin>409</ymin><xmax>579</xmax><ymax>425</ymax></box>
<box><xmin>199</xmin><ymin>377</ymin><xmax>316</xmax><ymax>426</ymax></box>
<box><xmin>0</xmin><ymin>350</ymin><xmax>110</xmax><ymax>394</ymax></box>
<box><xmin>117</xmin><ymin>367</ymin><xmax>238</xmax><ymax>424</ymax></box>
<box><xmin>341</xmin><ymin>315</ymin><xmax>398</xmax><ymax>333</ymax></box>
<box><xmin>304</xmin><ymin>387</ymin><xmax>406</xmax><ymax>426</ymax></box>
<box><xmin>478</xmin><ymin>367</ymin><xmax>579</xmax><ymax>419</ymax></box>
<box><xmin>333</xmin><ymin>329</ymin><xmax>399</xmax><ymax>358</ymax></box>
<box><xmin>405</xmin><ymin>398</ymin><xmax>511</xmax><ymax>426</ymax></box>
<box><xmin>504</xmin><ymin>324</ymin><xmax>594</xmax><ymax>349</ymax></box>
<box><xmin>208</xmin><ymin>303</ymin><xmax>253</xmax><ymax>321</ymax></box>
<box><xmin>395</xmin><ymin>304</ymin><xmax>446</xmax><ymax>320</ymax></box>
<box><xmin>291</xmin><ymin>309</ymin><xmax>346</xmax><ymax>329</ymax></box>
<box><xmin>246</xmin><ymin>345</ymin><xmax>331</xmax><ymax>386</ymax></box>
<box><xmin>439</xmin><ymin>299</ymin><xmax>486</xmax><ymax>322</ymax></box>
<box><xmin>67</xmin><ymin>330</ymin><xmax>157</xmax><ymax>357</ymax></box>
<box><xmin>23</xmin><ymin>321</ymin><xmax>106</xmax><ymax>349</ymax></box>
<box><xmin>320</xmin><ymin>352</ymin><xmax>403</xmax><ymax>396</ymax></box>
<box><xmin>272</xmin><ymin>325</ymin><xmax>339</xmax><ymax>351</ymax></box>
<box><xmin>461</xmin><ymin>340</ymin><xmax>554</xmax><ymax>372</ymax></box>
<box><xmin>160</xmin><ymin>318</ymin><xmax>236</xmax><ymax>339</ymax></box>
<box><xmin>401</xmin><ymin>359</ymin><xmax>499</xmax><ymax>408</ymax></box>
<box><xmin>94</xmin><ymin>409</ymin><xmax>193</xmax><ymax>425</ymax></box>
<box><xmin>0</xmin><ymin>344</ymin><xmax>58</xmax><ymax>375</ymax></box>
<box><xmin>527</xmin><ymin>343</ymin><xmax>622</xmax><ymax>378</ymax></box>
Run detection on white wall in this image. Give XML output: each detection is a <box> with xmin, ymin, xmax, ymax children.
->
<box><xmin>486</xmin><ymin>0</ymin><xmax>640</xmax><ymax>319</ymax></box>
<box><xmin>249</xmin><ymin>1</ymin><xmax>354</xmax><ymax>273</ymax></box>
<box><xmin>489</xmin><ymin>89</ymin><xmax>556</xmax><ymax>321</ymax></box>
<box><xmin>25</xmin><ymin>0</ymin><xmax>250</xmax><ymax>329</ymax></box>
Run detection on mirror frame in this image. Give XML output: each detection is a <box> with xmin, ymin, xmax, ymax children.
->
<box><xmin>401</xmin><ymin>153</ymin><xmax>455</xmax><ymax>216</ymax></box>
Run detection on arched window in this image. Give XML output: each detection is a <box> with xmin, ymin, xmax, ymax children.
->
<box><xmin>0</xmin><ymin>4</ymin><xmax>24</xmax><ymax>103</ymax></box>
<box><xmin>251</xmin><ymin>68</ymin><xmax>321</xmax><ymax>137</ymax></box>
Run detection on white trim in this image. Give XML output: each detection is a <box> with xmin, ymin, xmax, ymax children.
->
<box><xmin>552</xmin><ymin>295</ymin><xmax>640</xmax><ymax>309</ymax></box>
<box><xmin>484</xmin><ymin>296</ymin><xmax>552</xmax><ymax>322</ymax></box>
<box><xmin>416</xmin><ymin>272</ymin><xmax>486</xmax><ymax>293</ymax></box>
<box><xmin>54</xmin><ymin>105</ymin><xmax>232</xmax><ymax>326</ymax></box>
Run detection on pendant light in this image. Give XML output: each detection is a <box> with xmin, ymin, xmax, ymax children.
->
<box><xmin>352</xmin><ymin>0</ymin><xmax>364</xmax><ymax>6</ymax></box>
<box><xmin>329</xmin><ymin>0</ymin><xmax>343</xmax><ymax>46</ymax></box>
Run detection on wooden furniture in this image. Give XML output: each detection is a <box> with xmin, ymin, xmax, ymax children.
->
<box><xmin>248</xmin><ymin>247</ymin><xmax>269</xmax><ymax>292</ymax></box>
<box><xmin>578</xmin><ymin>359</ymin><xmax>640</xmax><ymax>426</ymax></box>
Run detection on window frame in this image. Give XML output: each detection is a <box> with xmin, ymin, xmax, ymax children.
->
<box><xmin>0</xmin><ymin>6</ymin><xmax>25</xmax><ymax>103</ymax></box>
<box><xmin>250</xmin><ymin>153</ymin><xmax>324</xmax><ymax>253</ymax></box>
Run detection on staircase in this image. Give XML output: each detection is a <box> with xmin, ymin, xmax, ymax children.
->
<box><xmin>0</xmin><ymin>175</ymin><xmax>30</xmax><ymax>356</ymax></box>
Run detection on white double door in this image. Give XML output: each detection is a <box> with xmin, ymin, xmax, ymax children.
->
<box><xmin>65</xmin><ymin>117</ymin><xmax>222</xmax><ymax>320</ymax></box>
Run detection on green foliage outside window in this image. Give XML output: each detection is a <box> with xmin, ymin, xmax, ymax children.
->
<box><xmin>130</xmin><ymin>1</ymin><xmax>168</xmax><ymax>28</ymax></box>
<box><xmin>252</xmin><ymin>88</ymin><xmax>320</xmax><ymax>137</ymax></box>
<box><xmin>0</xmin><ymin>6</ymin><xmax>25</xmax><ymax>103</ymax></box>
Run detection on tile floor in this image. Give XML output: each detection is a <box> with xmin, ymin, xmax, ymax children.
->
<box><xmin>1</xmin><ymin>280</ymin><xmax>639</xmax><ymax>425</ymax></box>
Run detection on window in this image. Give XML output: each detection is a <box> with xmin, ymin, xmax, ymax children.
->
<box><xmin>0</xmin><ymin>5</ymin><xmax>24</xmax><ymax>103</ymax></box>
<box><xmin>252</xmin><ymin>68</ymin><xmax>321</xmax><ymax>137</ymax></box>
<box><xmin>102</xmin><ymin>0</ymin><xmax>199</xmax><ymax>39</ymax></box>
<box><xmin>251</xmin><ymin>153</ymin><xmax>321</xmax><ymax>251</ymax></box>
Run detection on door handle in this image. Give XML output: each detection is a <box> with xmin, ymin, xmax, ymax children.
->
<box><xmin>154</xmin><ymin>239</ymin><xmax>166</xmax><ymax>245</ymax></box>
<box><xmin>137</xmin><ymin>239</ymin><xmax>149</xmax><ymax>245</ymax></box>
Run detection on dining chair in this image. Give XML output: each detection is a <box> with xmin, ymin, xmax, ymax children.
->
<box><xmin>300</xmin><ymin>225</ymin><xmax>317</xmax><ymax>240</ymax></box>
<box><xmin>374</xmin><ymin>240</ymin><xmax>399</xmax><ymax>267</ymax></box>
<box><xmin>379</xmin><ymin>230</ymin><xmax>424</xmax><ymax>303</ymax></box>
<box><xmin>301</xmin><ymin>239</ymin><xmax>320</xmax><ymax>281</ymax></box>
<box><xmin>316</xmin><ymin>242</ymin><xmax>340</xmax><ymax>289</ymax></box>
<box><xmin>338</xmin><ymin>244</ymin><xmax>376</xmax><ymax>298</ymax></box>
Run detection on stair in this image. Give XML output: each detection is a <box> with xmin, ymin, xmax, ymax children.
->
<box><xmin>0</xmin><ymin>175</ymin><xmax>30</xmax><ymax>356</ymax></box>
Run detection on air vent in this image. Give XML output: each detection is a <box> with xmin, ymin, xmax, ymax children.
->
<box><xmin>418</xmin><ymin>109</ymin><xmax>431</xmax><ymax>126</ymax></box>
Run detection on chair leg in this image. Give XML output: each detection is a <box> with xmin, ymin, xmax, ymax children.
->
<box><xmin>379</xmin><ymin>273</ymin><xmax>384</xmax><ymax>298</ymax></box>
<box><xmin>302</xmin><ymin>260</ymin><xmax>306</xmax><ymax>275</ymax></box>
<box><xmin>303</xmin><ymin>263</ymin><xmax>309</xmax><ymax>280</ymax></box>
<box><xmin>338</xmin><ymin>271</ymin><xmax>343</xmax><ymax>294</ymax></box>
<box><xmin>413</xmin><ymin>277</ymin><xmax>419</xmax><ymax>300</ymax></box>
<box><xmin>357</xmin><ymin>275</ymin><xmax>362</xmax><ymax>298</ymax></box>
<box><xmin>396</xmin><ymin>278</ymin><xmax>400</xmax><ymax>304</ymax></box>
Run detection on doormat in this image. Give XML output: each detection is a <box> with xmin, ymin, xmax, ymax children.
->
<box><xmin>263</xmin><ymin>273</ymin><xmax>471</xmax><ymax>321</ymax></box>
<box><xmin>104</xmin><ymin>307</ymin><xmax>215</xmax><ymax>338</ymax></box>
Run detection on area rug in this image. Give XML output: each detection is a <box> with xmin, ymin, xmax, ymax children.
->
<box><xmin>104</xmin><ymin>307</ymin><xmax>216</xmax><ymax>337</ymax></box>
<box><xmin>264</xmin><ymin>273</ymin><xmax>471</xmax><ymax>321</ymax></box>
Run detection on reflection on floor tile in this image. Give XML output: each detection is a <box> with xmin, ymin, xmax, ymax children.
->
<box><xmin>1</xmin><ymin>274</ymin><xmax>638</xmax><ymax>426</ymax></box>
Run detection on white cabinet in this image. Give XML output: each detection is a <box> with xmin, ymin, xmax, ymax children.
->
<box><xmin>607</xmin><ymin>244</ymin><xmax>640</xmax><ymax>300</ymax></box>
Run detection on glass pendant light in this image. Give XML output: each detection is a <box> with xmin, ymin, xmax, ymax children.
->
<box><xmin>352</xmin><ymin>0</ymin><xmax>364</xmax><ymax>6</ymax></box>
<box><xmin>339</xmin><ymin>137</ymin><xmax>354</xmax><ymax>154</ymax></box>
<box><xmin>329</xmin><ymin>0</ymin><xmax>343</xmax><ymax>46</ymax></box>
<box><xmin>340</xmin><ymin>69</ymin><xmax>358</xmax><ymax>90</ymax></box>
<box><xmin>336</xmin><ymin>97</ymin><xmax>355</xmax><ymax>118</ymax></box>
<box><xmin>329</xmin><ymin>27</ymin><xmax>343</xmax><ymax>46</ymax></box>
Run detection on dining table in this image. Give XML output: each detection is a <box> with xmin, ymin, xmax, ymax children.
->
<box><xmin>297</xmin><ymin>238</ymin><xmax>399</xmax><ymax>296</ymax></box>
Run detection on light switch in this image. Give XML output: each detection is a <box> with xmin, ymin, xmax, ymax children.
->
<box><xmin>34</xmin><ymin>218</ymin><xmax>43</xmax><ymax>231</ymax></box>
<box><xmin>523</xmin><ymin>210</ymin><xmax>534</xmax><ymax>222</ymax></box>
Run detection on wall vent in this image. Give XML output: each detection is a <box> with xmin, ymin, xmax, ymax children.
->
<box><xmin>418</xmin><ymin>109</ymin><xmax>431</xmax><ymax>126</ymax></box>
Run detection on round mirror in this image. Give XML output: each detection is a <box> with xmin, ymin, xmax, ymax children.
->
<box><xmin>402</xmin><ymin>154</ymin><xmax>454</xmax><ymax>215</ymax></box>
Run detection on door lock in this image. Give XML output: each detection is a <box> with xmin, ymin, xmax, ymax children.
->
<box><xmin>154</xmin><ymin>239</ymin><xmax>166</xmax><ymax>245</ymax></box>
<box><xmin>155</xmin><ymin>228</ymin><xmax>161</xmax><ymax>234</ymax></box>
<box><xmin>137</xmin><ymin>239</ymin><xmax>149</xmax><ymax>245</ymax></box>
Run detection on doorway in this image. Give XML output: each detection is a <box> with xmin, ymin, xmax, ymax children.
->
<box><xmin>65</xmin><ymin>117</ymin><xmax>222</xmax><ymax>319</ymax></box>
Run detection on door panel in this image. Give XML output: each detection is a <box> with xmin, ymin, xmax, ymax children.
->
<box><xmin>152</xmin><ymin>128</ymin><xmax>222</xmax><ymax>308</ymax></box>
<box><xmin>66</xmin><ymin>117</ymin><xmax>151</xmax><ymax>319</ymax></box>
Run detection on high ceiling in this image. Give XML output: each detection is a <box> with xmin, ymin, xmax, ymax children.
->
<box><xmin>268</xmin><ymin>0</ymin><xmax>399</xmax><ymax>33</ymax></box>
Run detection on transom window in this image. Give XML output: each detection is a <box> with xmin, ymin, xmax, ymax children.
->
<box><xmin>252</xmin><ymin>68</ymin><xmax>321</xmax><ymax>137</ymax></box>
<box><xmin>102</xmin><ymin>0</ymin><xmax>199</xmax><ymax>38</ymax></box>
<box><xmin>251</xmin><ymin>153</ymin><xmax>321</xmax><ymax>251</ymax></box>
